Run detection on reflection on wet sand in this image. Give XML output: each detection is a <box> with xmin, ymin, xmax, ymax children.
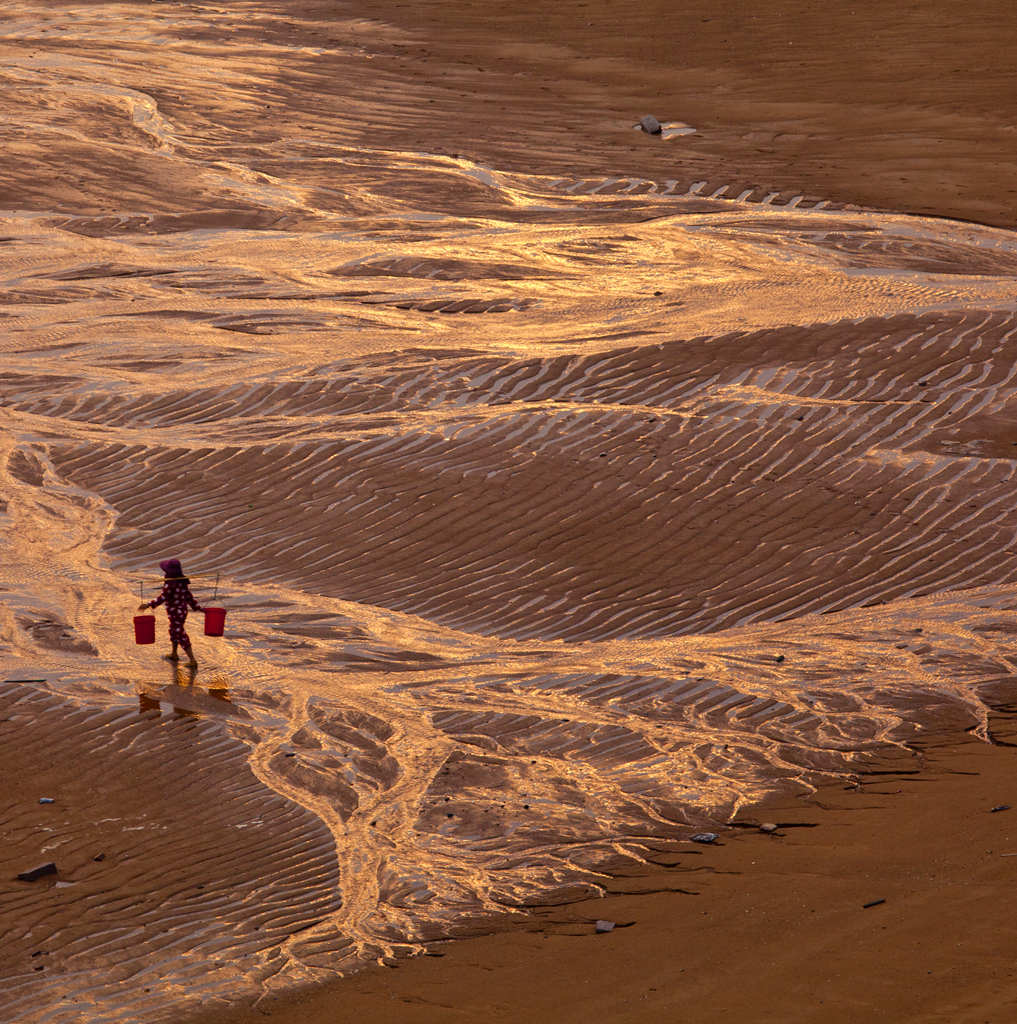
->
<box><xmin>136</xmin><ymin>663</ymin><xmax>239</xmax><ymax>717</ymax></box>
<box><xmin>4</xmin><ymin>1</ymin><xmax>1017</xmax><ymax>1021</ymax></box>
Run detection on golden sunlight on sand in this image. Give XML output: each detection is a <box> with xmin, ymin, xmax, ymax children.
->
<box><xmin>3</xmin><ymin>1</ymin><xmax>1017</xmax><ymax>1021</ymax></box>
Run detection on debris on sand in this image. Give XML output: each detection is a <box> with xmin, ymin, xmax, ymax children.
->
<box><xmin>17</xmin><ymin>863</ymin><xmax>57</xmax><ymax>882</ymax></box>
<box><xmin>634</xmin><ymin>115</ymin><xmax>697</xmax><ymax>138</ymax></box>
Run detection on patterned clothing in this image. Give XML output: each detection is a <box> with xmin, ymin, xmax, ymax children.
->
<box><xmin>150</xmin><ymin>578</ymin><xmax>201</xmax><ymax>650</ymax></box>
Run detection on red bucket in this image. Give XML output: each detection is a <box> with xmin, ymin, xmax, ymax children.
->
<box><xmin>134</xmin><ymin>614</ymin><xmax>156</xmax><ymax>645</ymax></box>
<box><xmin>203</xmin><ymin>607</ymin><xmax>227</xmax><ymax>637</ymax></box>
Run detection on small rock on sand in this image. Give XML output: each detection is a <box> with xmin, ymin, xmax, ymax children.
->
<box><xmin>595</xmin><ymin>919</ymin><xmax>615</xmax><ymax>933</ymax></box>
<box><xmin>17</xmin><ymin>862</ymin><xmax>57</xmax><ymax>882</ymax></box>
<box><xmin>638</xmin><ymin>114</ymin><xmax>662</xmax><ymax>135</ymax></box>
<box><xmin>690</xmin><ymin>832</ymin><xmax>719</xmax><ymax>844</ymax></box>
<box><xmin>760</xmin><ymin>823</ymin><xmax>779</xmax><ymax>833</ymax></box>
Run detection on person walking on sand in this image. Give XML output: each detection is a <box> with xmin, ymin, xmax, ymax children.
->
<box><xmin>138</xmin><ymin>558</ymin><xmax>203</xmax><ymax>668</ymax></box>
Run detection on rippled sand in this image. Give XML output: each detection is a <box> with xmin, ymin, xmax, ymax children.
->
<box><xmin>4</xmin><ymin>2</ymin><xmax>1017</xmax><ymax>1020</ymax></box>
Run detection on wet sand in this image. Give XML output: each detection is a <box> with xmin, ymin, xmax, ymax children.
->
<box><xmin>191</xmin><ymin>716</ymin><xmax>1017</xmax><ymax>1024</ymax></box>
<box><xmin>328</xmin><ymin>0</ymin><xmax>1017</xmax><ymax>230</ymax></box>
<box><xmin>4</xmin><ymin>0</ymin><xmax>1017</xmax><ymax>1020</ymax></box>
<box><xmin>0</xmin><ymin>682</ymin><xmax>341</xmax><ymax>1022</ymax></box>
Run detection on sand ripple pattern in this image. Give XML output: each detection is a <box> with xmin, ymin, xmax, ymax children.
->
<box><xmin>5</xmin><ymin>2</ymin><xmax>1017</xmax><ymax>1020</ymax></box>
<box><xmin>23</xmin><ymin>310</ymin><xmax>1017</xmax><ymax>641</ymax></box>
<box><xmin>0</xmin><ymin>684</ymin><xmax>340</xmax><ymax>1024</ymax></box>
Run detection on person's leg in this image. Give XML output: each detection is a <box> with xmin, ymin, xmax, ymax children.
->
<box><xmin>180</xmin><ymin>627</ymin><xmax>198</xmax><ymax>669</ymax></box>
<box><xmin>167</xmin><ymin>613</ymin><xmax>184</xmax><ymax>661</ymax></box>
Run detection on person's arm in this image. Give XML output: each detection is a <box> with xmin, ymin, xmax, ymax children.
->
<box><xmin>185</xmin><ymin>587</ymin><xmax>202</xmax><ymax>612</ymax></box>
